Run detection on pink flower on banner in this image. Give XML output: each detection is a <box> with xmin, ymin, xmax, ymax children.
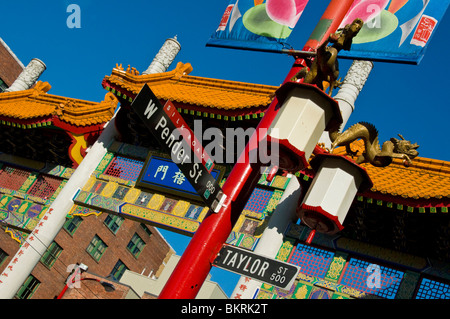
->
<box><xmin>266</xmin><ymin>0</ymin><xmax>309</xmax><ymax>28</ymax></box>
<box><xmin>340</xmin><ymin>0</ymin><xmax>390</xmax><ymax>27</ymax></box>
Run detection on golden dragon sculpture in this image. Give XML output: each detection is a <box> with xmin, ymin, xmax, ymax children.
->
<box><xmin>329</xmin><ymin>122</ymin><xmax>419</xmax><ymax>167</ymax></box>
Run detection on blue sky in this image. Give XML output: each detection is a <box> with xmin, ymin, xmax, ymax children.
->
<box><xmin>1</xmin><ymin>1</ymin><xmax>449</xmax><ymax>297</ymax></box>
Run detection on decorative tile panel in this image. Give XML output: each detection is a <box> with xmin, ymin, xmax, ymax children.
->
<box><xmin>289</xmin><ymin>244</ymin><xmax>335</xmax><ymax>279</ymax></box>
<box><xmin>339</xmin><ymin>258</ymin><xmax>404</xmax><ymax>299</ymax></box>
<box><xmin>415</xmin><ymin>278</ymin><xmax>450</xmax><ymax>299</ymax></box>
<box><xmin>244</xmin><ymin>188</ymin><xmax>273</xmax><ymax>215</ymax></box>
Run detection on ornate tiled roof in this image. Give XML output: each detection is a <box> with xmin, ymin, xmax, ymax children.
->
<box><xmin>104</xmin><ymin>62</ymin><xmax>449</xmax><ymax>207</ymax></box>
<box><xmin>332</xmin><ymin>140</ymin><xmax>450</xmax><ymax>207</ymax></box>
<box><xmin>0</xmin><ymin>81</ymin><xmax>118</xmax><ymax>129</ymax></box>
<box><xmin>102</xmin><ymin>62</ymin><xmax>277</xmax><ymax>114</ymax></box>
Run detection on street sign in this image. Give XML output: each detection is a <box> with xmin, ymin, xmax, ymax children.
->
<box><xmin>213</xmin><ymin>244</ymin><xmax>300</xmax><ymax>290</ymax></box>
<box><xmin>136</xmin><ymin>155</ymin><xmax>225</xmax><ymax>204</ymax></box>
<box><xmin>131</xmin><ymin>84</ymin><xmax>226</xmax><ymax>212</ymax></box>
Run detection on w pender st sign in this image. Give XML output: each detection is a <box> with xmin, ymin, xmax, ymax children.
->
<box><xmin>131</xmin><ymin>84</ymin><xmax>226</xmax><ymax>211</ymax></box>
<box><xmin>213</xmin><ymin>245</ymin><xmax>300</xmax><ymax>290</ymax></box>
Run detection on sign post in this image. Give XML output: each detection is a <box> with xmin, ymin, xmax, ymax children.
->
<box><xmin>157</xmin><ymin>0</ymin><xmax>356</xmax><ymax>299</ymax></box>
<box><xmin>213</xmin><ymin>245</ymin><xmax>300</xmax><ymax>290</ymax></box>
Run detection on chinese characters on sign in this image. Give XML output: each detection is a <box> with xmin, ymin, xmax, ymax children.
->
<box><xmin>138</xmin><ymin>156</ymin><xmax>223</xmax><ymax>203</ymax></box>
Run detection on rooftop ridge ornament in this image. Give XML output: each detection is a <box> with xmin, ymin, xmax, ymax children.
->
<box><xmin>329</xmin><ymin>121</ymin><xmax>420</xmax><ymax>167</ymax></box>
<box><xmin>291</xmin><ymin>18</ymin><xmax>364</xmax><ymax>95</ymax></box>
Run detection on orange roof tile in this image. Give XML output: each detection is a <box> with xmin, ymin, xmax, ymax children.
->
<box><xmin>0</xmin><ymin>81</ymin><xmax>118</xmax><ymax>128</ymax></box>
<box><xmin>333</xmin><ymin>139</ymin><xmax>450</xmax><ymax>202</ymax></box>
<box><xmin>102</xmin><ymin>62</ymin><xmax>277</xmax><ymax>111</ymax></box>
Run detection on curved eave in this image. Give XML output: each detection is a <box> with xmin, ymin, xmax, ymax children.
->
<box><xmin>102</xmin><ymin>62</ymin><xmax>277</xmax><ymax>115</ymax></box>
<box><xmin>0</xmin><ymin>82</ymin><xmax>117</xmax><ymax>132</ymax></box>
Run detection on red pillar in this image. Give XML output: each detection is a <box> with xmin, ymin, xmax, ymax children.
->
<box><xmin>158</xmin><ymin>0</ymin><xmax>355</xmax><ymax>299</ymax></box>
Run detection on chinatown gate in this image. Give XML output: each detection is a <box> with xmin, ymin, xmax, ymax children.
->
<box><xmin>1</xmin><ymin>1</ymin><xmax>450</xmax><ymax>300</ymax></box>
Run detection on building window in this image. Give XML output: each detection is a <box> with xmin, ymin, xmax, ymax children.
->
<box><xmin>0</xmin><ymin>78</ymin><xmax>7</xmax><ymax>93</ymax></box>
<box><xmin>415</xmin><ymin>277</ymin><xmax>450</xmax><ymax>299</ymax></box>
<box><xmin>40</xmin><ymin>241</ymin><xmax>62</xmax><ymax>269</ymax></box>
<box><xmin>104</xmin><ymin>156</ymin><xmax>144</xmax><ymax>182</ymax></box>
<box><xmin>0</xmin><ymin>249</ymin><xmax>8</xmax><ymax>268</ymax></box>
<box><xmin>104</xmin><ymin>214</ymin><xmax>124</xmax><ymax>234</ymax></box>
<box><xmin>140</xmin><ymin>223</ymin><xmax>153</xmax><ymax>237</ymax></box>
<box><xmin>63</xmin><ymin>216</ymin><xmax>82</xmax><ymax>235</ymax></box>
<box><xmin>86</xmin><ymin>235</ymin><xmax>107</xmax><ymax>262</ymax></box>
<box><xmin>127</xmin><ymin>233</ymin><xmax>145</xmax><ymax>258</ymax></box>
<box><xmin>0</xmin><ymin>165</ymin><xmax>31</xmax><ymax>191</ymax></box>
<box><xmin>15</xmin><ymin>275</ymin><xmax>40</xmax><ymax>299</ymax></box>
<box><xmin>27</xmin><ymin>174</ymin><xmax>63</xmax><ymax>199</ymax></box>
<box><xmin>110</xmin><ymin>260</ymin><xmax>129</xmax><ymax>281</ymax></box>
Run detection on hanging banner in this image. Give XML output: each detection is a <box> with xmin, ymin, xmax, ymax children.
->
<box><xmin>337</xmin><ymin>0</ymin><xmax>449</xmax><ymax>64</ymax></box>
<box><xmin>207</xmin><ymin>0</ymin><xmax>448</xmax><ymax>64</ymax></box>
<box><xmin>206</xmin><ymin>0</ymin><xmax>310</xmax><ymax>52</ymax></box>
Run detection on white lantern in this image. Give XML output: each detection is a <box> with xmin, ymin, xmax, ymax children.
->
<box><xmin>298</xmin><ymin>153</ymin><xmax>372</xmax><ymax>235</ymax></box>
<box><xmin>267</xmin><ymin>82</ymin><xmax>342</xmax><ymax>172</ymax></box>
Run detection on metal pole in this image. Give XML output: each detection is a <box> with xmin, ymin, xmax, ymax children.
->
<box><xmin>158</xmin><ymin>0</ymin><xmax>356</xmax><ymax>299</ymax></box>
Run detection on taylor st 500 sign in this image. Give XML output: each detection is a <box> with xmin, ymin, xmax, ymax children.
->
<box><xmin>213</xmin><ymin>245</ymin><xmax>300</xmax><ymax>290</ymax></box>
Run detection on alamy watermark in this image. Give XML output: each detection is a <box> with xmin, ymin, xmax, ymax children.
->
<box><xmin>67</xmin><ymin>4</ymin><xmax>81</xmax><ymax>29</ymax></box>
<box><xmin>366</xmin><ymin>264</ymin><xmax>381</xmax><ymax>289</ymax></box>
<box><xmin>65</xmin><ymin>264</ymin><xmax>82</xmax><ymax>289</ymax></box>
<box><xmin>158</xmin><ymin>119</ymin><xmax>280</xmax><ymax>170</ymax></box>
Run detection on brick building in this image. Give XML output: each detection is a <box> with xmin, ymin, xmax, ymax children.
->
<box><xmin>0</xmin><ymin>38</ymin><xmax>173</xmax><ymax>299</ymax></box>
<box><xmin>0</xmin><ymin>37</ymin><xmax>24</xmax><ymax>90</ymax></box>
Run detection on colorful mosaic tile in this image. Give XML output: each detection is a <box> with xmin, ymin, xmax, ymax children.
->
<box><xmin>263</xmin><ymin>189</ymin><xmax>283</xmax><ymax>215</ymax></box>
<box><xmin>239</xmin><ymin>234</ymin><xmax>259</xmax><ymax>250</ymax></box>
<box><xmin>273</xmin><ymin>282</ymin><xmax>297</xmax><ymax>299</ymax></box>
<box><xmin>244</xmin><ymin>188</ymin><xmax>273</xmax><ymax>214</ymax></box>
<box><xmin>69</xmin><ymin>204</ymin><xmax>102</xmax><ymax>217</ymax></box>
<box><xmin>276</xmin><ymin>238</ymin><xmax>295</xmax><ymax>262</ymax></box>
<box><xmin>339</xmin><ymin>258</ymin><xmax>404</xmax><ymax>299</ymax></box>
<box><xmin>255</xmin><ymin>288</ymin><xmax>275</xmax><ymax>300</ymax></box>
<box><xmin>239</xmin><ymin>218</ymin><xmax>260</xmax><ymax>235</ymax></box>
<box><xmin>325</xmin><ymin>254</ymin><xmax>348</xmax><ymax>282</ymax></box>
<box><xmin>100</xmin><ymin>181</ymin><xmax>119</xmax><ymax>198</ymax></box>
<box><xmin>226</xmin><ymin>231</ymin><xmax>238</xmax><ymax>245</ymax></box>
<box><xmin>104</xmin><ymin>156</ymin><xmax>144</xmax><ymax>182</ymax></box>
<box><xmin>160</xmin><ymin>198</ymin><xmax>177</xmax><ymax>213</ymax></box>
<box><xmin>184</xmin><ymin>204</ymin><xmax>204</xmax><ymax>220</ymax></box>
<box><xmin>415</xmin><ymin>278</ymin><xmax>450</xmax><ymax>299</ymax></box>
<box><xmin>172</xmin><ymin>200</ymin><xmax>189</xmax><ymax>217</ymax></box>
<box><xmin>270</xmin><ymin>176</ymin><xmax>289</xmax><ymax>189</ymax></box>
<box><xmin>0</xmin><ymin>194</ymin><xmax>49</xmax><ymax>244</ymax></box>
<box><xmin>135</xmin><ymin>191</ymin><xmax>153</xmax><ymax>206</ymax></box>
<box><xmin>95</xmin><ymin>152</ymin><xmax>114</xmax><ymax>175</ymax></box>
<box><xmin>112</xmin><ymin>186</ymin><xmax>130</xmax><ymax>200</ymax></box>
<box><xmin>123</xmin><ymin>187</ymin><xmax>141</xmax><ymax>203</ymax></box>
<box><xmin>289</xmin><ymin>244</ymin><xmax>335</xmax><ymax>279</ymax></box>
<box><xmin>309</xmin><ymin>287</ymin><xmax>332</xmax><ymax>299</ymax></box>
<box><xmin>292</xmin><ymin>282</ymin><xmax>312</xmax><ymax>299</ymax></box>
<box><xmin>119</xmin><ymin>203</ymin><xmax>200</xmax><ymax>234</ymax></box>
<box><xmin>331</xmin><ymin>292</ymin><xmax>353</xmax><ymax>299</ymax></box>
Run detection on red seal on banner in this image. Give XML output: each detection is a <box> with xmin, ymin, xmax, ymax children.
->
<box><xmin>411</xmin><ymin>15</ymin><xmax>437</xmax><ymax>47</ymax></box>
